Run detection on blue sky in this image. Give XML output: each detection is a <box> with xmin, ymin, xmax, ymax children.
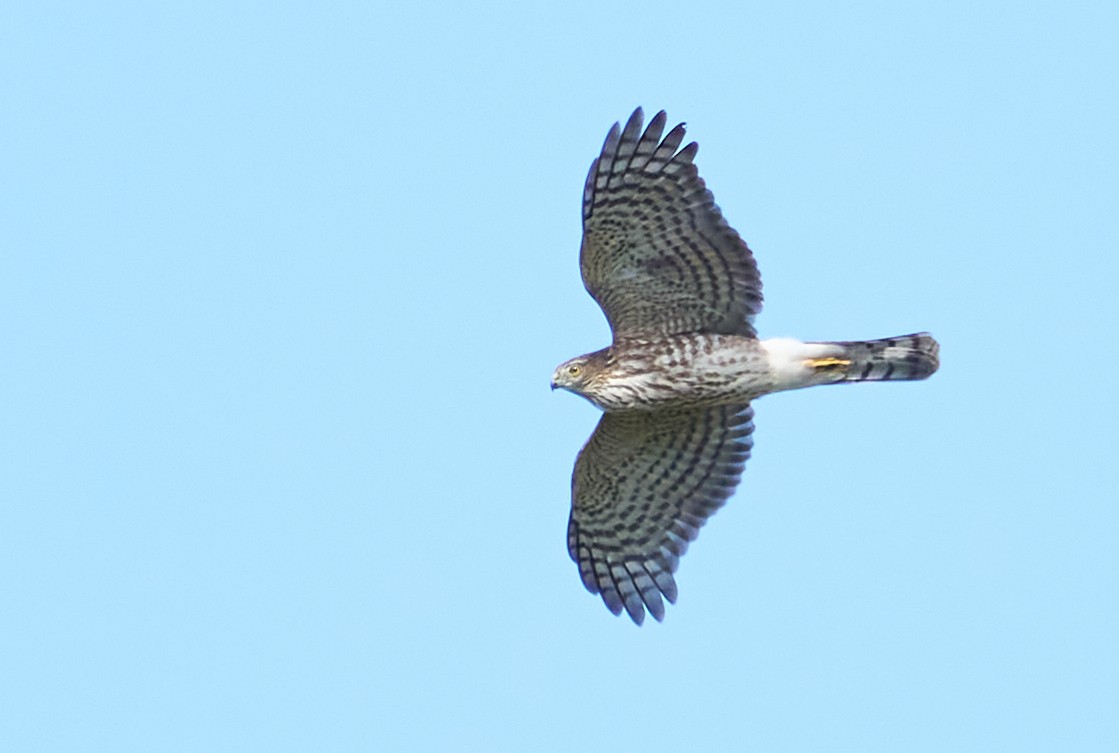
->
<box><xmin>2</xmin><ymin>1</ymin><xmax>1117</xmax><ymax>751</ymax></box>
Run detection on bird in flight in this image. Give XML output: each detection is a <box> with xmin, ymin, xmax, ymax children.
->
<box><xmin>552</xmin><ymin>108</ymin><xmax>939</xmax><ymax>624</ymax></box>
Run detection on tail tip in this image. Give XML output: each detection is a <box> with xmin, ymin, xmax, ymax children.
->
<box><xmin>909</xmin><ymin>332</ymin><xmax>940</xmax><ymax>379</ymax></box>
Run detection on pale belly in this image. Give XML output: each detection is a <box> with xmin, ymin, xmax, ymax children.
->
<box><xmin>590</xmin><ymin>336</ymin><xmax>770</xmax><ymax>411</ymax></box>
<box><xmin>588</xmin><ymin>334</ymin><xmax>845</xmax><ymax>412</ymax></box>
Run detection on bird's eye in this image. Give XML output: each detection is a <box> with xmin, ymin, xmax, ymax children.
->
<box><xmin>568</xmin><ymin>364</ymin><xmax>582</xmax><ymax>377</ymax></box>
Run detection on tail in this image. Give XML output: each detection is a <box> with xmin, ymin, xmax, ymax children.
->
<box><xmin>812</xmin><ymin>332</ymin><xmax>940</xmax><ymax>383</ymax></box>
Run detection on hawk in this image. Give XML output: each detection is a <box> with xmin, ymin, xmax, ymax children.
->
<box><xmin>551</xmin><ymin>108</ymin><xmax>939</xmax><ymax>624</ymax></box>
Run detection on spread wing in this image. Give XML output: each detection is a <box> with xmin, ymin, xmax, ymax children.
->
<box><xmin>580</xmin><ymin>108</ymin><xmax>763</xmax><ymax>339</ymax></box>
<box><xmin>567</xmin><ymin>404</ymin><xmax>754</xmax><ymax>624</ymax></box>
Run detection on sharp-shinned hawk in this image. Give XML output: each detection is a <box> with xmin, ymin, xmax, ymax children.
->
<box><xmin>551</xmin><ymin>108</ymin><xmax>939</xmax><ymax>624</ymax></box>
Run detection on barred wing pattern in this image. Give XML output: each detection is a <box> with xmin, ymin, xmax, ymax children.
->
<box><xmin>568</xmin><ymin>404</ymin><xmax>755</xmax><ymax>624</ymax></box>
<box><xmin>580</xmin><ymin>108</ymin><xmax>763</xmax><ymax>339</ymax></box>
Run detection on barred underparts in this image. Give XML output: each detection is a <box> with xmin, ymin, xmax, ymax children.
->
<box><xmin>552</xmin><ymin>109</ymin><xmax>939</xmax><ymax>624</ymax></box>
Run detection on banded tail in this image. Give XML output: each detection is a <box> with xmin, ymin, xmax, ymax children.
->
<box><xmin>815</xmin><ymin>332</ymin><xmax>940</xmax><ymax>383</ymax></box>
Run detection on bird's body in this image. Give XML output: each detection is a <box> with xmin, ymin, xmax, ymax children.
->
<box><xmin>558</xmin><ymin>333</ymin><xmax>938</xmax><ymax>411</ymax></box>
<box><xmin>553</xmin><ymin>108</ymin><xmax>939</xmax><ymax>624</ymax></box>
<box><xmin>560</xmin><ymin>335</ymin><xmax>770</xmax><ymax>411</ymax></box>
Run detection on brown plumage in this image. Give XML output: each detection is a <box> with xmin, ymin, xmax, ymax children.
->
<box><xmin>552</xmin><ymin>109</ymin><xmax>939</xmax><ymax>624</ymax></box>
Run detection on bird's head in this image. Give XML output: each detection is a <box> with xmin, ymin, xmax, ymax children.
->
<box><xmin>552</xmin><ymin>348</ymin><xmax>612</xmax><ymax>402</ymax></box>
<box><xmin>551</xmin><ymin>356</ymin><xmax>592</xmax><ymax>395</ymax></box>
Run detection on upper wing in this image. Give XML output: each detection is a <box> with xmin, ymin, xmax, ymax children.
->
<box><xmin>567</xmin><ymin>404</ymin><xmax>754</xmax><ymax>624</ymax></box>
<box><xmin>580</xmin><ymin>108</ymin><xmax>763</xmax><ymax>339</ymax></box>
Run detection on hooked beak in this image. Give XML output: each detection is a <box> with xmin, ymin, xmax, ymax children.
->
<box><xmin>550</xmin><ymin>379</ymin><xmax>558</xmax><ymax>391</ymax></box>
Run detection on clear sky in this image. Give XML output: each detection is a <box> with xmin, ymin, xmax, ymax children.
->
<box><xmin>2</xmin><ymin>2</ymin><xmax>1117</xmax><ymax>751</ymax></box>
